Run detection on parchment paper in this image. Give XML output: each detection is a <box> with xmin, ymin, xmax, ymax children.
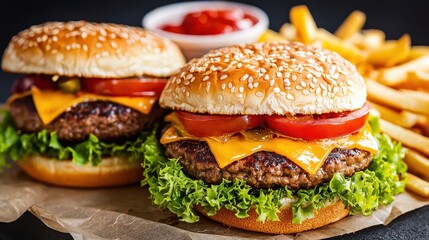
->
<box><xmin>1</xmin><ymin>165</ymin><xmax>428</xmax><ymax>240</ymax></box>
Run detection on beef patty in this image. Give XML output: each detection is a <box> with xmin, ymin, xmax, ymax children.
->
<box><xmin>165</xmin><ymin>140</ymin><xmax>373</xmax><ymax>190</ymax></box>
<box><xmin>9</xmin><ymin>96</ymin><xmax>163</xmax><ymax>142</ymax></box>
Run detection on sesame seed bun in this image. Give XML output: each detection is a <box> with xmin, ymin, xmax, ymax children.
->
<box><xmin>195</xmin><ymin>199</ymin><xmax>349</xmax><ymax>234</ymax></box>
<box><xmin>17</xmin><ymin>155</ymin><xmax>142</xmax><ymax>188</ymax></box>
<box><xmin>160</xmin><ymin>42</ymin><xmax>366</xmax><ymax>115</ymax></box>
<box><xmin>2</xmin><ymin>21</ymin><xmax>185</xmax><ymax>78</ymax></box>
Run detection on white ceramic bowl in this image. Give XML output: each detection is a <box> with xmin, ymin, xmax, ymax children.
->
<box><xmin>142</xmin><ymin>1</ymin><xmax>269</xmax><ymax>60</ymax></box>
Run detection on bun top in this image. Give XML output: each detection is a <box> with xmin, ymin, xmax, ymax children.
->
<box><xmin>160</xmin><ymin>42</ymin><xmax>366</xmax><ymax>115</ymax></box>
<box><xmin>2</xmin><ymin>21</ymin><xmax>185</xmax><ymax>78</ymax></box>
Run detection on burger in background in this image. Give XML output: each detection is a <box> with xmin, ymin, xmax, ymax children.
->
<box><xmin>142</xmin><ymin>42</ymin><xmax>406</xmax><ymax>233</ymax></box>
<box><xmin>0</xmin><ymin>21</ymin><xmax>185</xmax><ymax>187</ymax></box>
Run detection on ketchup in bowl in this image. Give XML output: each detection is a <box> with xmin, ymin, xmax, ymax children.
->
<box><xmin>160</xmin><ymin>9</ymin><xmax>258</xmax><ymax>35</ymax></box>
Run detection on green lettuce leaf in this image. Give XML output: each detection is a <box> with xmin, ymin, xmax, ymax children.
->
<box><xmin>142</xmin><ymin>116</ymin><xmax>407</xmax><ymax>224</ymax></box>
<box><xmin>0</xmin><ymin>110</ymin><xmax>150</xmax><ymax>170</ymax></box>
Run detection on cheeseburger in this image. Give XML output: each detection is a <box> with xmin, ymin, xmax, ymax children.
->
<box><xmin>142</xmin><ymin>42</ymin><xmax>406</xmax><ymax>233</ymax></box>
<box><xmin>0</xmin><ymin>21</ymin><xmax>185</xmax><ymax>187</ymax></box>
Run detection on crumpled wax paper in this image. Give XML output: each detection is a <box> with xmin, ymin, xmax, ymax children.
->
<box><xmin>1</xmin><ymin>165</ymin><xmax>428</xmax><ymax>240</ymax></box>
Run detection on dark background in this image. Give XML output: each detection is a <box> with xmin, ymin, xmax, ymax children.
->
<box><xmin>1</xmin><ymin>0</ymin><xmax>429</xmax><ymax>239</ymax></box>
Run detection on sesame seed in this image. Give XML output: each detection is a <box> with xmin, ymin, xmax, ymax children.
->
<box><xmin>274</xmin><ymin>87</ymin><xmax>280</xmax><ymax>93</ymax></box>
<box><xmin>270</xmin><ymin>80</ymin><xmax>275</xmax><ymax>86</ymax></box>
<box><xmin>230</xmin><ymin>87</ymin><xmax>236</xmax><ymax>93</ymax></box>
<box><xmin>237</xmin><ymin>62</ymin><xmax>243</xmax><ymax>68</ymax></box>
<box><xmin>300</xmin><ymin>81</ymin><xmax>307</xmax><ymax>87</ymax></box>
<box><xmin>306</xmin><ymin>73</ymin><xmax>312</xmax><ymax>79</ymax></box>
<box><xmin>220</xmin><ymin>75</ymin><xmax>228</xmax><ymax>80</ymax></box>
<box><xmin>248</xmin><ymin>76</ymin><xmax>254</xmax><ymax>83</ymax></box>
<box><xmin>110</xmin><ymin>41</ymin><xmax>118</xmax><ymax>48</ymax></box>
<box><xmin>206</xmin><ymin>82</ymin><xmax>211</xmax><ymax>93</ymax></box>
<box><xmin>228</xmin><ymin>82</ymin><xmax>233</xmax><ymax>89</ymax></box>
<box><xmin>276</xmin><ymin>72</ymin><xmax>282</xmax><ymax>78</ymax></box>
<box><xmin>237</xmin><ymin>93</ymin><xmax>243</xmax><ymax>98</ymax></box>
<box><xmin>303</xmin><ymin>90</ymin><xmax>309</xmax><ymax>95</ymax></box>
<box><xmin>82</xmin><ymin>44</ymin><xmax>88</xmax><ymax>52</ymax></box>
<box><xmin>264</xmin><ymin>74</ymin><xmax>270</xmax><ymax>81</ymax></box>
<box><xmin>184</xmin><ymin>81</ymin><xmax>190</xmax><ymax>85</ymax></box>
<box><xmin>292</xmin><ymin>75</ymin><xmax>297</xmax><ymax>81</ymax></box>
<box><xmin>239</xmin><ymin>86</ymin><xmax>244</xmax><ymax>93</ymax></box>
<box><xmin>346</xmin><ymin>80</ymin><xmax>353</xmax><ymax>86</ymax></box>
<box><xmin>202</xmin><ymin>76</ymin><xmax>209</xmax><ymax>81</ymax></box>
<box><xmin>253</xmin><ymin>82</ymin><xmax>259</xmax><ymax>88</ymax></box>
<box><xmin>255</xmin><ymin>92</ymin><xmax>264</xmax><ymax>97</ymax></box>
<box><xmin>186</xmin><ymin>74</ymin><xmax>193</xmax><ymax>80</ymax></box>
<box><xmin>185</xmin><ymin>91</ymin><xmax>190</xmax><ymax>97</ymax></box>
<box><xmin>221</xmin><ymin>83</ymin><xmax>226</xmax><ymax>90</ymax></box>
<box><xmin>286</xmin><ymin>93</ymin><xmax>295</xmax><ymax>100</ymax></box>
<box><xmin>248</xmin><ymin>83</ymin><xmax>253</xmax><ymax>89</ymax></box>
<box><xmin>98</xmin><ymin>36</ymin><xmax>106</xmax><ymax>42</ymax></box>
<box><xmin>240</xmin><ymin>74</ymin><xmax>249</xmax><ymax>81</ymax></box>
<box><xmin>96</xmin><ymin>43</ymin><xmax>102</xmax><ymax>48</ymax></box>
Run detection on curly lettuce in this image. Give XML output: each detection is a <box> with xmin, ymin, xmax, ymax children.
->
<box><xmin>142</xmin><ymin>116</ymin><xmax>407</xmax><ymax>224</ymax></box>
<box><xmin>0</xmin><ymin>109</ymin><xmax>150</xmax><ymax>169</ymax></box>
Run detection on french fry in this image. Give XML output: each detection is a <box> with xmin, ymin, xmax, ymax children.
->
<box><xmin>289</xmin><ymin>5</ymin><xmax>318</xmax><ymax>44</ymax></box>
<box><xmin>370</xmin><ymin>102</ymin><xmax>418</xmax><ymax>128</ymax></box>
<box><xmin>400</xmin><ymin>89</ymin><xmax>429</xmax><ymax>101</ymax></box>
<box><xmin>367</xmin><ymin>34</ymin><xmax>411</xmax><ymax>67</ymax></box>
<box><xmin>366</xmin><ymin>78</ymin><xmax>429</xmax><ymax>115</ymax></box>
<box><xmin>376</xmin><ymin>55</ymin><xmax>429</xmax><ymax>86</ymax></box>
<box><xmin>406</xmin><ymin>173</ymin><xmax>429</xmax><ymax>198</ymax></box>
<box><xmin>258</xmin><ymin>29</ymin><xmax>288</xmax><ymax>43</ymax></box>
<box><xmin>408</xmin><ymin>46</ymin><xmax>429</xmax><ymax>61</ymax></box>
<box><xmin>395</xmin><ymin>72</ymin><xmax>429</xmax><ymax>90</ymax></box>
<box><xmin>379</xmin><ymin>119</ymin><xmax>429</xmax><ymax>157</ymax></box>
<box><xmin>279</xmin><ymin>23</ymin><xmax>296</xmax><ymax>41</ymax></box>
<box><xmin>317</xmin><ymin>29</ymin><xmax>365</xmax><ymax>63</ymax></box>
<box><xmin>335</xmin><ymin>11</ymin><xmax>366</xmax><ymax>40</ymax></box>
<box><xmin>357</xmin><ymin>29</ymin><xmax>385</xmax><ymax>50</ymax></box>
<box><xmin>404</xmin><ymin>149</ymin><xmax>429</xmax><ymax>179</ymax></box>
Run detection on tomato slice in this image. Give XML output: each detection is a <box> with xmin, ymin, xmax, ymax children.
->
<box><xmin>266</xmin><ymin>102</ymin><xmax>371</xmax><ymax>140</ymax></box>
<box><xmin>82</xmin><ymin>77</ymin><xmax>167</xmax><ymax>97</ymax></box>
<box><xmin>175</xmin><ymin>111</ymin><xmax>265</xmax><ymax>137</ymax></box>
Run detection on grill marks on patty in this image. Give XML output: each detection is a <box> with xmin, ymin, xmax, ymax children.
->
<box><xmin>8</xmin><ymin>96</ymin><xmax>162</xmax><ymax>142</ymax></box>
<box><xmin>165</xmin><ymin>140</ymin><xmax>373</xmax><ymax>190</ymax></box>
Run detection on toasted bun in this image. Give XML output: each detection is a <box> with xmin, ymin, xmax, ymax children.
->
<box><xmin>17</xmin><ymin>155</ymin><xmax>142</xmax><ymax>188</ymax></box>
<box><xmin>2</xmin><ymin>21</ymin><xmax>185</xmax><ymax>78</ymax></box>
<box><xmin>195</xmin><ymin>199</ymin><xmax>349</xmax><ymax>234</ymax></box>
<box><xmin>160</xmin><ymin>42</ymin><xmax>366</xmax><ymax>115</ymax></box>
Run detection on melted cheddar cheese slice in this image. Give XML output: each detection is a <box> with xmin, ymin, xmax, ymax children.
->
<box><xmin>161</xmin><ymin>123</ymin><xmax>378</xmax><ymax>175</ymax></box>
<box><xmin>7</xmin><ymin>87</ymin><xmax>157</xmax><ymax>124</ymax></box>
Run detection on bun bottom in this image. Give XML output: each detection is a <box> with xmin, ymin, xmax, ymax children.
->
<box><xmin>17</xmin><ymin>155</ymin><xmax>143</xmax><ymax>188</ymax></box>
<box><xmin>195</xmin><ymin>199</ymin><xmax>349</xmax><ymax>234</ymax></box>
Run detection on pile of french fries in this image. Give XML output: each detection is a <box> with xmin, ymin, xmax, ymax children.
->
<box><xmin>259</xmin><ymin>5</ymin><xmax>429</xmax><ymax>198</ymax></box>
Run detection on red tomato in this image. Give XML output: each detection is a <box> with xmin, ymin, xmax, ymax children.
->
<box><xmin>266</xmin><ymin>102</ymin><xmax>371</xmax><ymax>140</ymax></box>
<box><xmin>82</xmin><ymin>78</ymin><xmax>167</xmax><ymax>97</ymax></box>
<box><xmin>12</xmin><ymin>75</ymin><xmax>54</xmax><ymax>93</ymax></box>
<box><xmin>175</xmin><ymin>111</ymin><xmax>265</xmax><ymax>137</ymax></box>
